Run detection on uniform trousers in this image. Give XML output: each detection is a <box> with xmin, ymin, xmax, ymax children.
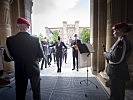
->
<box><xmin>110</xmin><ymin>78</ymin><xmax>125</xmax><ymax>100</ymax></box>
<box><xmin>41</xmin><ymin>57</ymin><xmax>47</xmax><ymax>69</ymax></box>
<box><xmin>64</xmin><ymin>53</ymin><xmax>67</xmax><ymax>63</ymax></box>
<box><xmin>72</xmin><ymin>50</ymin><xmax>78</xmax><ymax>70</ymax></box>
<box><xmin>15</xmin><ymin>62</ymin><xmax>41</xmax><ymax>100</ymax></box>
<box><xmin>16</xmin><ymin>75</ymin><xmax>40</xmax><ymax>100</ymax></box>
<box><xmin>56</xmin><ymin>52</ymin><xmax>62</xmax><ymax>72</ymax></box>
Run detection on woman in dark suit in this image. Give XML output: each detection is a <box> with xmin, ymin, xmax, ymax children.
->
<box><xmin>50</xmin><ymin>36</ymin><xmax>67</xmax><ymax>72</ymax></box>
<box><xmin>104</xmin><ymin>22</ymin><xmax>132</xmax><ymax>100</ymax></box>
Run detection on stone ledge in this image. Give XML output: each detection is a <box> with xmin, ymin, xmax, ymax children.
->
<box><xmin>0</xmin><ymin>71</ymin><xmax>15</xmax><ymax>87</ymax></box>
<box><xmin>96</xmin><ymin>72</ymin><xmax>110</xmax><ymax>95</ymax></box>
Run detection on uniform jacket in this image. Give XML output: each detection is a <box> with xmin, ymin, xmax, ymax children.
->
<box><xmin>104</xmin><ymin>35</ymin><xmax>131</xmax><ymax>80</ymax></box>
<box><xmin>4</xmin><ymin>32</ymin><xmax>44</xmax><ymax>77</ymax></box>
<box><xmin>41</xmin><ymin>40</ymin><xmax>48</xmax><ymax>55</ymax></box>
<box><xmin>71</xmin><ymin>39</ymin><xmax>81</xmax><ymax>52</ymax></box>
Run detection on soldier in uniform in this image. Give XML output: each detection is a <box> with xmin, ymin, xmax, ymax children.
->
<box><xmin>62</xmin><ymin>46</ymin><xmax>67</xmax><ymax>64</ymax></box>
<box><xmin>41</xmin><ymin>37</ymin><xmax>48</xmax><ymax>69</ymax></box>
<box><xmin>71</xmin><ymin>34</ymin><xmax>81</xmax><ymax>71</ymax></box>
<box><xmin>103</xmin><ymin>22</ymin><xmax>132</xmax><ymax>100</ymax></box>
<box><xmin>4</xmin><ymin>17</ymin><xmax>44</xmax><ymax>100</ymax></box>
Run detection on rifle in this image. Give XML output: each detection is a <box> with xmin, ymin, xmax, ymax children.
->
<box><xmin>102</xmin><ymin>43</ymin><xmax>109</xmax><ymax>63</ymax></box>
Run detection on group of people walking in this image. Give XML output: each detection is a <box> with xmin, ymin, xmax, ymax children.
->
<box><xmin>40</xmin><ymin>33</ymin><xmax>81</xmax><ymax>73</ymax></box>
<box><xmin>40</xmin><ymin>36</ymin><xmax>68</xmax><ymax>72</ymax></box>
<box><xmin>40</xmin><ymin>37</ymin><xmax>52</xmax><ymax>70</ymax></box>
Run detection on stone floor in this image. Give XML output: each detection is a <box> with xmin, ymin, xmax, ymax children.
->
<box><xmin>1</xmin><ymin>48</ymin><xmax>132</xmax><ymax>99</ymax></box>
<box><xmin>40</xmin><ymin>59</ymin><xmax>94</xmax><ymax>78</ymax></box>
<box><xmin>40</xmin><ymin>48</ymin><xmax>133</xmax><ymax>100</ymax></box>
<box><xmin>40</xmin><ymin>47</ymin><xmax>94</xmax><ymax>77</ymax></box>
<box><xmin>40</xmin><ymin>63</ymin><xmax>94</xmax><ymax>77</ymax></box>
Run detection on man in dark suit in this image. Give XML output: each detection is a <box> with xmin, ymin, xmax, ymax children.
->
<box><xmin>4</xmin><ymin>18</ymin><xmax>44</xmax><ymax>100</ymax></box>
<box><xmin>71</xmin><ymin>34</ymin><xmax>81</xmax><ymax>71</ymax></box>
<box><xmin>49</xmin><ymin>36</ymin><xmax>67</xmax><ymax>72</ymax></box>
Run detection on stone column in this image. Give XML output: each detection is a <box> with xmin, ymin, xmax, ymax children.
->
<box><xmin>63</xmin><ymin>21</ymin><xmax>67</xmax><ymax>42</ymax></box>
<box><xmin>106</xmin><ymin>0</ymin><xmax>129</xmax><ymax>70</ymax></box>
<box><xmin>75</xmin><ymin>21</ymin><xmax>79</xmax><ymax>37</ymax></box>
<box><xmin>126</xmin><ymin>0</ymin><xmax>133</xmax><ymax>88</ymax></box>
<box><xmin>0</xmin><ymin>0</ymin><xmax>14</xmax><ymax>73</ymax></box>
<box><xmin>106</xmin><ymin>0</ymin><xmax>122</xmax><ymax>52</ymax></box>
<box><xmin>0</xmin><ymin>0</ymin><xmax>11</xmax><ymax>45</ymax></box>
<box><xmin>97</xmin><ymin>0</ymin><xmax>107</xmax><ymax>72</ymax></box>
<box><xmin>90</xmin><ymin>0</ymin><xmax>98</xmax><ymax>73</ymax></box>
<box><xmin>10</xmin><ymin>0</ymin><xmax>20</xmax><ymax>35</ymax></box>
<box><xmin>45</xmin><ymin>27</ymin><xmax>50</xmax><ymax>39</ymax></box>
<box><xmin>99</xmin><ymin>0</ymin><xmax>113</xmax><ymax>79</ymax></box>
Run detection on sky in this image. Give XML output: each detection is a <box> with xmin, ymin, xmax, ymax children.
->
<box><xmin>31</xmin><ymin>0</ymin><xmax>90</xmax><ymax>35</ymax></box>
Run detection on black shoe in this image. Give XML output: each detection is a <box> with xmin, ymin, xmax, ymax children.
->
<box><xmin>41</xmin><ymin>68</ymin><xmax>43</xmax><ymax>70</ymax></box>
<box><xmin>59</xmin><ymin>69</ymin><xmax>61</xmax><ymax>72</ymax></box>
<box><xmin>77</xmin><ymin>69</ymin><xmax>79</xmax><ymax>71</ymax></box>
<box><xmin>57</xmin><ymin>69</ymin><xmax>59</xmax><ymax>72</ymax></box>
<box><xmin>72</xmin><ymin>68</ymin><xmax>75</xmax><ymax>70</ymax></box>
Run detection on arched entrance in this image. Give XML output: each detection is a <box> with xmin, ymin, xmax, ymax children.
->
<box><xmin>0</xmin><ymin>0</ymin><xmax>133</xmax><ymax>99</ymax></box>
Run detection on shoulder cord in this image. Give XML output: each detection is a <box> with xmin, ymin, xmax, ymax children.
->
<box><xmin>109</xmin><ymin>39</ymin><xmax>126</xmax><ymax>64</ymax></box>
<box><xmin>5</xmin><ymin>45</ymin><xmax>14</xmax><ymax>61</ymax></box>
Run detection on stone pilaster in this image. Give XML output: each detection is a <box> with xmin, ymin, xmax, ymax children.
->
<box><xmin>45</xmin><ymin>27</ymin><xmax>50</xmax><ymax>40</ymax></box>
<box><xmin>0</xmin><ymin>0</ymin><xmax>14</xmax><ymax>73</ymax></box>
<box><xmin>99</xmin><ymin>0</ymin><xmax>113</xmax><ymax>80</ymax></box>
<box><xmin>125</xmin><ymin>0</ymin><xmax>133</xmax><ymax>89</ymax></box>
<box><xmin>97</xmin><ymin>0</ymin><xmax>107</xmax><ymax>72</ymax></box>
<box><xmin>90</xmin><ymin>0</ymin><xmax>98</xmax><ymax>73</ymax></box>
<box><xmin>0</xmin><ymin>0</ymin><xmax>11</xmax><ymax>45</ymax></box>
<box><xmin>63</xmin><ymin>21</ymin><xmax>67</xmax><ymax>42</ymax></box>
<box><xmin>75</xmin><ymin>21</ymin><xmax>79</xmax><ymax>37</ymax></box>
<box><xmin>10</xmin><ymin>0</ymin><xmax>20</xmax><ymax>35</ymax></box>
<box><xmin>103</xmin><ymin>0</ymin><xmax>133</xmax><ymax>85</ymax></box>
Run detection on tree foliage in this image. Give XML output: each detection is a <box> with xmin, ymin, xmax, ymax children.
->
<box><xmin>38</xmin><ymin>33</ymin><xmax>44</xmax><ymax>41</ymax></box>
<box><xmin>52</xmin><ymin>30</ymin><xmax>59</xmax><ymax>42</ymax></box>
<box><xmin>80</xmin><ymin>28</ymin><xmax>90</xmax><ymax>43</ymax></box>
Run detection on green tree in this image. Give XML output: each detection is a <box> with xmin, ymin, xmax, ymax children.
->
<box><xmin>52</xmin><ymin>30</ymin><xmax>59</xmax><ymax>42</ymax></box>
<box><xmin>80</xmin><ymin>28</ymin><xmax>90</xmax><ymax>43</ymax></box>
<box><xmin>38</xmin><ymin>33</ymin><xmax>44</xmax><ymax>42</ymax></box>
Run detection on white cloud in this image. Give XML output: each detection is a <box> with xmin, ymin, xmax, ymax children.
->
<box><xmin>54</xmin><ymin>0</ymin><xmax>78</xmax><ymax>12</ymax></box>
<box><xmin>32</xmin><ymin>0</ymin><xmax>78</xmax><ymax>15</ymax></box>
<box><xmin>32</xmin><ymin>0</ymin><xmax>55</xmax><ymax>15</ymax></box>
<box><xmin>32</xmin><ymin>0</ymin><xmax>90</xmax><ymax>35</ymax></box>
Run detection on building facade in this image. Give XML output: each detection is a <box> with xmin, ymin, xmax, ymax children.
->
<box><xmin>45</xmin><ymin>21</ymin><xmax>89</xmax><ymax>44</ymax></box>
